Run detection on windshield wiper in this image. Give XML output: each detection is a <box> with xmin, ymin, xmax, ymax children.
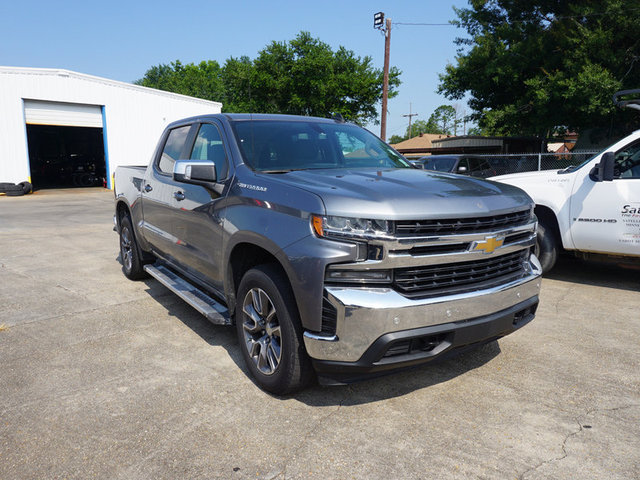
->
<box><xmin>260</xmin><ymin>168</ymin><xmax>302</xmax><ymax>174</ymax></box>
<box><xmin>558</xmin><ymin>165</ymin><xmax>575</xmax><ymax>174</ymax></box>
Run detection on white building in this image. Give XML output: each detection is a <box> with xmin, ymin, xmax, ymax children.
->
<box><xmin>0</xmin><ymin>66</ymin><xmax>222</xmax><ymax>189</ymax></box>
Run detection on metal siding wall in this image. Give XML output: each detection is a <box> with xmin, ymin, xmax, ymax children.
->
<box><xmin>0</xmin><ymin>68</ymin><xmax>222</xmax><ymax>185</ymax></box>
<box><xmin>0</xmin><ymin>79</ymin><xmax>30</xmax><ymax>183</ymax></box>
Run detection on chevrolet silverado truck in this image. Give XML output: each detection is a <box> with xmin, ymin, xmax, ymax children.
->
<box><xmin>489</xmin><ymin>90</ymin><xmax>640</xmax><ymax>273</ymax></box>
<box><xmin>114</xmin><ymin>114</ymin><xmax>542</xmax><ymax>394</ymax></box>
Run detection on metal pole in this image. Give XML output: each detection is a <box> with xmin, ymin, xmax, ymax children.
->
<box><xmin>380</xmin><ymin>17</ymin><xmax>391</xmax><ymax>141</ymax></box>
<box><xmin>403</xmin><ymin>103</ymin><xmax>418</xmax><ymax>139</ymax></box>
<box><xmin>538</xmin><ymin>153</ymin><xmax>542</xmax><ymax>171</ymax></box>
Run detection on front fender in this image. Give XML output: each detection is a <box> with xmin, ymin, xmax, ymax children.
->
<box><xmin>222</xmin><ymin>202</ymin><xmax>356</xmax><ymax>331</ymax></box>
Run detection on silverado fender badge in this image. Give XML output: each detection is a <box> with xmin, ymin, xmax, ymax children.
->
<box><xmin>471</xmin><ymin>235</ymin><xmax>505</xmax><ymax>254</ymax></box>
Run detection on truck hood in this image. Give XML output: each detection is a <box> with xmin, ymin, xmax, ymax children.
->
<box><xmin>269</xmin><ymin>168</ymin><xmax>532</xmax><ymax>219</ymax></box>
<box><xmin>489</xmin><ymin>169</ymin><xmax>563</xmax><ymax>183</ymax></box>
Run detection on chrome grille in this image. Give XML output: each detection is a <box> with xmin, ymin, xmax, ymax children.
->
<box><xmin>395</xmin><ymin>210</ymin><xmax>531</xmax><ymax>237</ymax></box>
<box><xmin>393</xmin><ymin>250</ymin><xmax>528</xmax><ymax>299</ymax></box>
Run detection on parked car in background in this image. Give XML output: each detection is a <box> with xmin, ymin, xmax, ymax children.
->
<box><xmin>411</xmin><ymin>155</ymin><xmax>507</xmax><ymax>178</ymax></box>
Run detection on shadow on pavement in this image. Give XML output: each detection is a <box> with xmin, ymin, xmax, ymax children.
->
<box><xmin>141</xmin><ymin>277</ymin><xmax>502</xmax><ymax>406</ymax></box>
<box><xmin>546</xmin><ymin>255</ymin><xmax>640</xmax><ymax>292</ymax></box>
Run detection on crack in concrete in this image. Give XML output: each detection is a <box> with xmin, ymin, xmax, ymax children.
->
<box><xmin>269</xmin><ymin>390</ymin><xmax>351</xmax><ymax>479</ymax></box>
<box><xmin>553</xmin><ymin>284</ymin><xmax>575</xmax><ymax>315</ymax></box>
<box><xmin>0</xmin><ymin>367</ymin><xmax>162</xmax><ymax>415</ymax></box>
<box><xmin>517</xmin><ymin>404</ymin><xmax>640</xmax><ymax>480</ymax></box>
<box><xmin>1</xmin><ymin>295</ymin><xmax>155</xmax><ymax>329</ymax></box>
<box><xmin>0</xmin><ymin>262</ymin><xmax>34</xmax><ymax>279</ymax></box>
<box><xmin>1</xmin><ymin>261</ymin><xmax>83</xmax><ymax>296</ymax></box>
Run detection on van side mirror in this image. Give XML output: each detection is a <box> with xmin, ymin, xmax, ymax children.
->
<box><xmin>173</xmin><ymin>160</ymin><xmax>217</xmax><ymax>185</ymax></box>
<box><xmin>589</xmin><ymin>152</ymin><xmax>615</xmax><ymax>182</ymax></box>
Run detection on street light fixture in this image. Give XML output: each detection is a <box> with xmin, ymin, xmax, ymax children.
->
<box><xmin>374</xmin><ymin>12</ymin><xmax>384</xmax><ymax>29</ymax></box>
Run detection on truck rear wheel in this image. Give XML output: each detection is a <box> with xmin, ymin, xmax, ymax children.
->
<box><xmin>535</xmin><ymin>221</ymin><xmax>558</xmax><ymax>274</ymax></box>
<box><xmin>236</xmin><ymin>265</ymin><xmax>312</xmax><ymax>394</ymax></box>
<box><xmin>119</xmin><ymin>215</ymin><xmax>148</xmax><ymax>280</ymax></box>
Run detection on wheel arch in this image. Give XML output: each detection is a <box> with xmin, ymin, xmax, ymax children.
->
<box><xmin>115</xmin><ymin>199</ymin><xmax>153</xmax><ymax>261</ymax></box>
<box><xmin>225</xmin><ymin>239</ymin><xmax>294</xmax><ymax>321</ymax></box>
<box><xmin>534</xmin><ymin>204</ymin><xmax>562</xmax><ymax>249</ymax></box>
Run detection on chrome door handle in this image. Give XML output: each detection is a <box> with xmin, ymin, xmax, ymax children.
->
<box><xmin>174</xmin><ymin>191</ymin><xmax>185</xmax><ymax>201</ymax></box>
<box><xmin>144</xmin><ymin>184</ymin><xmax>153</xmax><ymax>192</ymax></box>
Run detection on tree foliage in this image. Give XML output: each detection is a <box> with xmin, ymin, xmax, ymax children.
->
<box><xmin>438</xmin><ymin>1</ymin><xmax>640</xmax><ymax>136</ymax></box>
<box><xmin>390</xmin><ymin>104</ymin><xmax>461</xmax><ymax>143</ymax></box>
<box><xmin>427</xmin><ymin>105</ymin><xmax>461</xmax><ymax>135</ymax></box>
<box><xmin>135</xmin><ymin>32</ymin><xmax>401</xmax><ymax>125</ymax></box>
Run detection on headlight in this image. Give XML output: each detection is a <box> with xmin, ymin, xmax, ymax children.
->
<box><xmin>311</xmin><ymin>214</ymin><xmax>392</xmax><ymax>239</ymax></box>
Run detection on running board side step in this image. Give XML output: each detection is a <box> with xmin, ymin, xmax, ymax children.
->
<box><xmin>144</xmin><ymin>264</ymin><xmax>231</xmax><ymax>325</ymax></box>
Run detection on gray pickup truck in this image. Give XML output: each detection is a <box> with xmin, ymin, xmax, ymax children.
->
<box><xmin>114</xmin><ymin>113</ymin><xmax>542</xmax><ymax>394</ymax></box>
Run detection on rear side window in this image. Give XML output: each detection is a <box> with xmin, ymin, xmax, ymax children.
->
<box><xmin>158</xmin><ymin>125</ymin><xmax>191</xmax><ymax>174</ymax></box>
<box><xmin>190</xmin><ymin>123</ymin><xmax>228</xmax><ymax>179</ymax></box>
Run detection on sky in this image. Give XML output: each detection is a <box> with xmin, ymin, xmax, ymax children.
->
<box><xmin>0</xmin><ymin>0</ymin><xmax>470</xmax><ymax>138</ymax></box>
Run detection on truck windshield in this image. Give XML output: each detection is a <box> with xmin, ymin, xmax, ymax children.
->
<box><xmin>231</xmin><ymin>120</ymin><xmax>410</xmax><ymax>172</ymax></box>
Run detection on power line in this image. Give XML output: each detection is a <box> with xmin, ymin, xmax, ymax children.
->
<box><xmin>394</xmin><ymin>8</ymin><xmax>640</xmax><ymax>27</ymax></box>
<box><xmin>394</xmin><ymin>22</ymin><xmax>452</xmax><ymax>26</ymax></box>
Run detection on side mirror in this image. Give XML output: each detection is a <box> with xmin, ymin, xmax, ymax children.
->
<box><xmin>173</xmin><ymin>160</ymin><xmax>217</xmax><ymax>185</ymax></box>
<box><xmin>589</xmin><ymin>152</ymin><xmax>615</xmax><ymax>182</ymax></box>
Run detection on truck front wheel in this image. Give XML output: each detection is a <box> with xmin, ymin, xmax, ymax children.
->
<box><xmin>535</xmin><ymin>220</ymin><xmax>558</xmax><ymax>274</ymax></box>
<box><xmin>235</xmin><ymin>265</ymin><xmax>312</xmax><ymax>394</ymax></box>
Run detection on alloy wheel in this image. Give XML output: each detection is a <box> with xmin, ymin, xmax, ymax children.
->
<box><xmin>241</xmin><ymin>288</ymin><xmax>282</xmax><ymax>375</ymax></box>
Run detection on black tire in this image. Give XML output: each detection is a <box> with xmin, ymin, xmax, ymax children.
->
<box><xmin>19</xmin><ymin>182</ymin><xmax>32</xmax><ymax>194</ymax></box>
<box><xmin>235</xmin><ymin>265</ymin><xmax>313</xmax><ymax>394</ymax></box>
<box><xmin>535</xmin><ymin>220</ymin><xmax>558</xmax><ymax>273</ymax></box>
<box><xmin>5</xmin><ymin>189</ymin><xmax>25</xmax><ymax>196</ymax></box>
<box><xmin>0</xmin><ymin>183</ymin><xmax>22</xmax><ymax>194</ymax></box>
<box><xmin>119</xmin><ymin>215</ymin><xmax>148</xmax><ymax>280</ymax></box>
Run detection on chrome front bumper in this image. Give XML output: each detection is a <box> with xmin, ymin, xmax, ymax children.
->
<box><xmin>303</xmin><ymin>253</ymin><xmax>542</xmax><ymax>362</ymax></box>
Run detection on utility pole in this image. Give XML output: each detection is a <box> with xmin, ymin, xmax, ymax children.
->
<box><xmin>403</xmin><ymin>103</ymin><xmax>418</xmax><ymax>138</ymax></box>
<box><xmin>374</xmin><ymin>12</ymin><xmax>391</xmax><ymax>141</ymax></box>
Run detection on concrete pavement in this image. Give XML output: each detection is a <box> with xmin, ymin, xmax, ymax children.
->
<box><xmin>1</xmin><ymin>189</ymin><xmax>639</xmax><ymax>479</ymax></box>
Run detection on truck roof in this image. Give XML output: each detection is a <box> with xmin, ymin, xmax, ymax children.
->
<box><xmin>167</xmin><ymin>113</ymin><xmax>346</xmax><ymax>128</ymax></box>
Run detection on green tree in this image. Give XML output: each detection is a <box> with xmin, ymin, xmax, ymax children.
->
<box><xmin>389</xmin><ymin>134</ymin><xmax>406</xmax><ymax>144</ymax></box>
<box><xmin>136</xmin><ymin>32</ymin><xmax>401</xmax><ymax>125</ymax></box>
<box><xmin>438</xmin><ymin>1</ymin><xmax>640</xmax><ymax>136</ymax></box>
<box><xmin>135</xmin><ymin>60</ymin><xmax>224</xmax><ymax>102</ymax></box>
<box><xmin>426</xmin><ymin>105</ymin><xmax>461</xmax><ymax>135</ymax></box>
<box><xmin>404</xmin><ymin>119</ymin><xmax>434</xmax><ymax>138</ymax></box>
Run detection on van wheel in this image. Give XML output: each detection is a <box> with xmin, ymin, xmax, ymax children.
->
<box><xmin>119</xmin><ymin>215</ymin><xmax>148</xmax><ymax>280</ymax></box>
<box><xmin>534</xmin><ymin>221</ymin><xmax>558</xmax><ymax>273</ymax></box>
<box><xmin>236</xmin><ymin>265</ymin><xmax>312</xmax><ymax>395</ymax></box>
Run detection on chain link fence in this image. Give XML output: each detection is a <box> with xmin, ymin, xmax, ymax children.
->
<box><xmin>474</xmin><ymin>151</ymin><xmax>599</xmax><ymax>176</ymax></box>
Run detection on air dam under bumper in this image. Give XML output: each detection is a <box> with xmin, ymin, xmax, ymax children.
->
<box><xmin>303</xmin><ymin>256</ymin><xmax>541</xmax><ymax>381</ymax></box>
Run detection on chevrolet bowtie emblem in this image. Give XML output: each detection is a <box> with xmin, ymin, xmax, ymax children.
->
<box><xmin>471</xmin><ymin>236</ymin><xmax>504</xmax><ymax>254</ymax></box>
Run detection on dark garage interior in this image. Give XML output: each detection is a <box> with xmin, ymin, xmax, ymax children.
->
<box><xmin>26</xmin><ymin>125</ymin><xmax>106</xmax><ymax>190</ymax></box>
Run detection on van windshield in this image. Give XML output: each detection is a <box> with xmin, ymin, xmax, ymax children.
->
<box><xmin>231</xmin><ymin>120</ymin><xmax>410</xmax><ymax>172</ymax></box>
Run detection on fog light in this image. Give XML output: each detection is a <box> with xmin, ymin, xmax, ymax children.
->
<box><xmin>325</xmin><ymin>269</ymin><xmax>392</xmax><ymax>284</ymax></box>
